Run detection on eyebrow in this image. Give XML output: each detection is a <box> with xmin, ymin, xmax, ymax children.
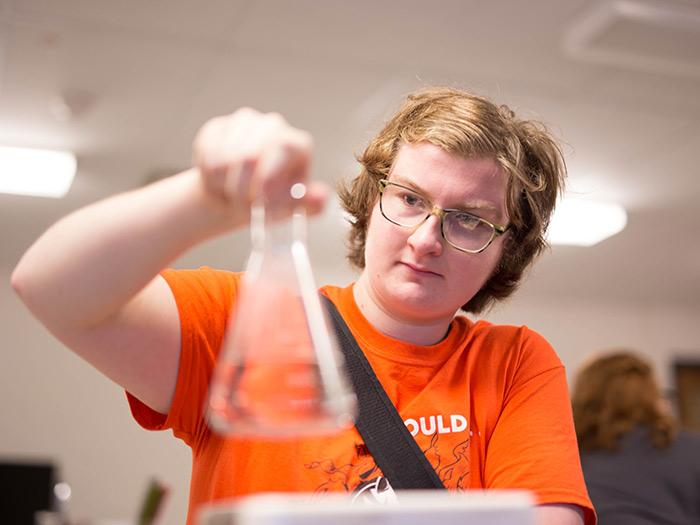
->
<box><xmin>389</xmin><ymin>174</ymin><xmax>503</xmax><ymax>216</ymax></box>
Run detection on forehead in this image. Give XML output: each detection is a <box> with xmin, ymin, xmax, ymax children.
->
<box><xmin>389</xmin><ymin>142</ymin><xmax>508</xmax><ymax>214</ymax></box>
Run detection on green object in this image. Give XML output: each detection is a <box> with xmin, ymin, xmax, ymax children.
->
<box><xmin>137</xmin><ymin>479</ymin><xmax>169</xmax><ymax>525</ymax></box>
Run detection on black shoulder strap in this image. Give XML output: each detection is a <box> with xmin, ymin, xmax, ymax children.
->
<box><xmin>320</xmin><ymin>294</ymin><xmax>445</xmax><ymax>490</ymax></box>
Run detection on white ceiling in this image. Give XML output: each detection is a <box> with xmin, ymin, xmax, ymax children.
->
<box><xmin>2</xmin><ymin>0</ymin><xmax>700</xmax><ymax>309</ymax></box>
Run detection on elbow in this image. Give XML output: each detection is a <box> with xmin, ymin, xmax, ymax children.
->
<box><xmin>10</xmin><ymin>260</ymin><xmax>29</xmax><ymax>300</ymax></box>
<box><xmin>10</xmin><ymin>257</ymin><xmax>60</xmax><ymax>332</ymax></box>
<box><xmin>10</xmin><ymin>256</ymin><xmax>42</xmax><ymax>310</ymax></box>
<box><xmin>10</xmin><ymin>261</ymin><xmax>31</xmax><ymax>304</ymax></box>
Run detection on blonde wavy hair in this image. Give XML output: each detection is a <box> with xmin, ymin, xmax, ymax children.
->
<box><xmin>571</xmin><ymin>350</ymin><xmax>677</xmax><ymax>452</ymax></box>
<box><xmin>338</xmin><ymin>86</ymin><xmax>567</xmax><ymax>313</ymax></box>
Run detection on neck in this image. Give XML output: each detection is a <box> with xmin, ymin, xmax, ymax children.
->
<box><xmin>353</xmin><ymin>274</ymin><xmax>454</xmax><ymax>346</ymax></box>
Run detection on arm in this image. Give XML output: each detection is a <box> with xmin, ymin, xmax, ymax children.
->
<box><xmin>537</xmin><ymin>503</ymin><xmax>585</xmax><ymax>525</ymax></box>
<box><xmin>11</xmin><ymin>108</ymin><xmax>325</xmax><ymax>415</ymax></box>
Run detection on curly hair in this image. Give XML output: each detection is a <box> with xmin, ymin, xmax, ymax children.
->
<box><xmin>571</xmin><ymin>351</ymin><xmax>677</xmax><ymax>452</ymax></box>
<box><xmin>338</xmin><ymin>86</ymin><xmax>566</xmax><ymax>314</ymax></box>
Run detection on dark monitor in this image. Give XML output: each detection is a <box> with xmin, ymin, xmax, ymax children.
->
<box><xmin>0</xmin><ymin>461</ymin><xmax>56</xmax><ymax>525</ymax></box>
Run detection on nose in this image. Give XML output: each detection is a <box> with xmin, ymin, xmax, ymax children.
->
<box><xmin>407</xmin><ymin>214</ymin><xmax>443</xmax><ymax>256</ymax></box>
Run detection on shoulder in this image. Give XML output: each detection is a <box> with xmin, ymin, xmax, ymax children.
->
<box><xmin>160</xmin><ymin>267</ymin><xmax>243</xmax><ymax>321</ymax></box>
<box><xmin>460</xmin><ymin>317</ymin><xmax>557</xmax><ymax>354</ymax></box>
<box><xmin>674</xmin><ymin>429</ymin><xmax>700</xmax><ymax>451</ymax></box>
<box><xmin>319</xmin><ymin>283</ymin><xmax>344</xmax><ymax>301</ymax></box>
<box><xmin>457</xmin><ymin>317</ymin><xmax>564</xmax><ymax>377</ymax></box>
<box><xmin>161</xmin><ymin>265</ymin><xmax>240</xmax><ymax>285</ymax></box>
<box><xmin>161</xmin><ymin>266</ymin><xmax>241</xmax><ymax>297</ymax></box>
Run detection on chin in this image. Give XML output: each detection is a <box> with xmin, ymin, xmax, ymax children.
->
<box><xmin>389</xmin><ymin>289</ymin><xmax>448</xmax><ymax>316</ymax></box>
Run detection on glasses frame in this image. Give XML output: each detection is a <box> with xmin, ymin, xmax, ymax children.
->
<box><xmin>377</xmin><ymin>179</ymin><xmax>510</xmax><ymax>254</ymax></box>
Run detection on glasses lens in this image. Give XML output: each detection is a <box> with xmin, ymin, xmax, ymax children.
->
<box><xmin>381</xmin><ymin>183</ymin><xmax>430</xmax><ymax>226</ymax></box>
<box><xmin>380</xmin><ymin>181</ymin><xmax>498</xmax><ymax>253</ymax></box>
<box><xmin>443</xmin><ymin>211</ymin><xmax>495</xmax><ymax>252</ymax></box>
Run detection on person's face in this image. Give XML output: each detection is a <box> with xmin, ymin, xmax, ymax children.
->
<box><xmin>361</xmin><ymin>142</ymin><xmax>509</xmax><ymax>325</ymax></box>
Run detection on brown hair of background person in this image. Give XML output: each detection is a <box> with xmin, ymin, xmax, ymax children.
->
<box><xmin>572</xmin><ymin>350</ymin><xmax>677</xmax><ymax>452</ymax></box>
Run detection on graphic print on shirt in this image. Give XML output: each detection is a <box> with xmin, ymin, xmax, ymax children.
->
<box><xmin>304</xmin><ymin>457</ymin><xmax>354</xmax><ymax>494</ymax></box>
<box><xmin>404</xmin><ymin>414</ymin><xmax>469</xmax><ymax>436</ymax></box>
<box><xmin>417</xmin><ymin>432</ymin><xmax>471</xmax><ymax>490</ymax></box>
<box><xmin>352</xmin><ymin>475</ymin><xmax>398</xmax><ymax>505</ymax></box>
<box><xmin>306</xmin><ymin>442</ymin><xmax>382</xmax><ymax>497</ymax></box>
<box><xmin>409</xmin><ymin>414</ymin><xmax>472</xmax><ymax>491</ymax></box>
<box><xmin>305</xmin><ymin>429</ymin><xmax>471</xmax><ymax>500</ymax></box>
<box><xmin>436</xmin><ymin>436</ymin><xmax>471</xmax><ymax>490</ymax></box>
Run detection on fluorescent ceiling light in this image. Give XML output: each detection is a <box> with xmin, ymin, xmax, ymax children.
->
<box><xmin>548</xmin><ymin>199</ymin><xmax>628</xmax><ymax>247</ymax></box>
<box><xmin>0</xmin><ymin>146</ymin><xmax>77</xmax><ymax>198</ymax></box>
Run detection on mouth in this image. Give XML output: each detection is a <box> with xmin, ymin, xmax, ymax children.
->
<box><xmin>400</xmin><ymin>261</ymin><xmax>441</xmax><ymax>278</ymax></box>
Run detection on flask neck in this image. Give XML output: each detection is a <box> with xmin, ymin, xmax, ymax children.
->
<box><xmin>250</xmin><ymin>201</ymin><xmax>305</xmax><ymax>253</ymax></box>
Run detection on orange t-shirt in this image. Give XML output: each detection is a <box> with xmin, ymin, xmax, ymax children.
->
<box><xmin>127</xmin><ymin>267</ymin><xmax>595</xmax><ymax>524</ymax></box>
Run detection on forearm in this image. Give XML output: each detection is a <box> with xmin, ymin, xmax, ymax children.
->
<box><xmin>11</xmin><ymin>168</ymin><xmax>237</xmax><ymax>333</ymax></box>
<box><xmin>536</xmin><ymin>503</ymin><xmax>585</xmax><ymax>524</ymax></box>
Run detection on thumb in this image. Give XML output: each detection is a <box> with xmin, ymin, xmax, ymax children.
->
<box><xmin>296</xmin><ymin>180</ymin><xmax>330</xmax><ymax>218</ymax></box>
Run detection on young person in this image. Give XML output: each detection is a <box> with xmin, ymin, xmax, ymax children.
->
<box><xmin>572</xmin><ymin>350</ymin><xmax>700</xmax><ymax>524</ymax></box>
<box><xmin>12</xmin><ymin>87</ymin><xmax>595</xmax><ymax>524</ymax></box>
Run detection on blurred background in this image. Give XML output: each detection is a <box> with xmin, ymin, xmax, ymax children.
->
<box><xmin>1</xmin><ymin>0</ymin><xmax>699</xmax><ymax>523</ymax></box>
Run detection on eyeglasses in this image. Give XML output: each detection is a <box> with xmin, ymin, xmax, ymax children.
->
<box><xmin>377</xmin><ymin>179</ymin><xmax>509</xmax><ymax>254</ymax></box>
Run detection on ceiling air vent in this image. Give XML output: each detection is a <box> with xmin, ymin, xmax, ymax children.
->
<box><xmin>563</xmin><ymin>0</ymin><xmax>700</xmax><ymax>78</ymax></box>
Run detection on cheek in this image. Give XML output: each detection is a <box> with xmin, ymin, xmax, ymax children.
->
<box><xmin>487</xmin><ymin>237</ymin><xmax>508</xmax><ymax>271</ymax></box>
<box><xmin>453</xmin><ymin>246</ymin><xmax>504</xmax><ymax>289</ymax></box>
<box><xmin>366</xmin><ymin>206</ymin><xmax>397</xmax><ymax>251</ymax></box>
<box><xmin>476</xmin><ymin>245</ymin><xmax>506</xmax><ymax>283</ymax></box>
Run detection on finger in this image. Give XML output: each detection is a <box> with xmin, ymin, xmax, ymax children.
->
<box><xmin>193</xmin><ymin>116</ymin><xmax>231</xmax><ymax>197</ymax></box>
<box><xmin>223</xmin><ymin>158</ymin><xmax>255</xmax><ymax>203</ymax></box>
<box><xmin>299</xmin><ymin>180</ymin><xmax>330</xmax><ymax>217</ymax></box>
<box><xmin>222</xmin><ymin>111</ymin><xmax>293</xmax><ymax>203</ymax></box>
<box><xmin>194</xmin><ymin>108</ymin><xmax>266</xmax><ymax>201</ymax></box>
<box><xmin>255</xmin><ymin>129</ymin><xmax>314</xmax><ymax>204</ymax></box>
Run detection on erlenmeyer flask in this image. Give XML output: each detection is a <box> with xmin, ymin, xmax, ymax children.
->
<box><xmin>207</xmin><ymin>186</ymin><xmax>357</xmax><ymax>437</ymax></box>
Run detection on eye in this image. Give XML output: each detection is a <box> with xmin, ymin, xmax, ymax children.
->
<box><xmin>452</xmin><ymin>211</ymin><xmax>483</xmax><ymax>231</ymax></box>
<box><xmin>398</xmin><ymin>190</ymin><xmax>428</xmax><ymax>209</ymax></box>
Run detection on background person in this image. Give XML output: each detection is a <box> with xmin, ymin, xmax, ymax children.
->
<box><xmin>572</xmin><ymin>350</ymin><xmax>700</xmax><ymax>524</ymax></box>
